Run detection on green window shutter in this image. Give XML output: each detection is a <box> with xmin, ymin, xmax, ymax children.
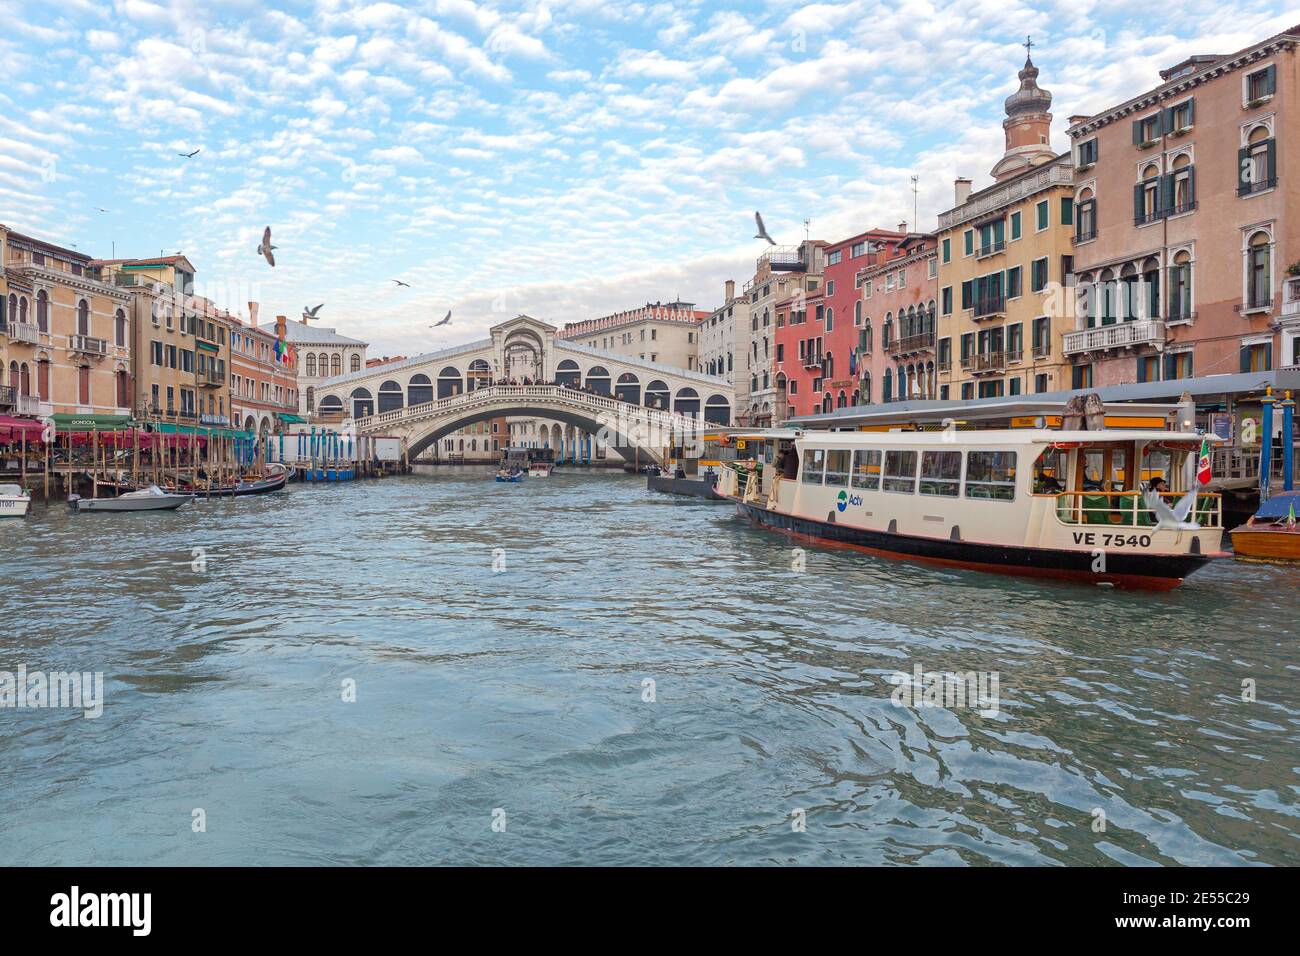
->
<box><xmin>1160</xmin><ymin>174</ymin><xmax>1175</xmax><ymax>213</ymax></box>
<box><xmin>1133</xmin><ymin>183</ymin><xmax>1145</xmax><ymax>221</ymax></box>
<box><xmin>1186</xmin><ymin>98</ymin><xmax>1195</xmax><ymax>126</ymax></box>
<box><xmin>964</xmin><ymin>230</ymin><xmax>972</xmax><ymax>254</ymax></box>
<box><xmin>1187</xmin><ymin>166</ymin><xmax>1196</xmax><ymax>206</ymax></box>
<box><xmin>1132</xmin><ymin>119</ymin><xmax>1142</xmax><ymax>144</ymax></box>
<box><xmin>1265</xmin><ymin>343</ymin><xmax>1274</xmax><ymax>370</ymax></box>
<box><xmin>1136</xmin><ymin>357</ymin><xmax>1147</xmax><ymax>383</ymax></box>
<box><xmin>1238</xmin><ymin>147</ymin><xmax>1252</xmax><ymax>196</ymax></box>
<box><xmin>1266</xmin><ymin>138</ymin><xmax>1277</xmax><ymax>184</ymax></box>
<box><xmin>942</xmin><ymin>237</ymin><xmax>950</xmax><ymax>262</ymax></box>
<box><xmin>1264</xmin><ymin>64</ymin><xmax>1277</xmax><ymax>96</ymax></box>
<box><xmin>1061</xmin><ymin>197</ymin><xmax>1073</xmax><ymax>225</ymax></box>
<box><xmin>1036</xmin><ymin>200</ymin><xmax>1047</xmax><ymax>230</ymax></box>
<box><xmin>1162</xmin><ymin>107</ymin><xmax>1176</xmax><ymax>135</ymax></box>
<box><xmin>1163</xmin><ymin>353</ymin><xmax>1176</xmax><ymax>380</ymax></box>
<box><xmin>1010</xmin><ymin>211</ymin><xmax>1021</xmax><ymax>239</ymax></box>
<box><xmin>993</xmin><ymin>218</ymin><xmax>1005</xmax><ymax>244</ymax></box>
<box><xmin>961</xmin><ymin>280</ymin><xmax>972</xmax><ymax>309</ymax></box>
<box><xmin>1240</xmin><ymin>346</ymin><xmax>1251</xmax><ymax>373</ymax></box>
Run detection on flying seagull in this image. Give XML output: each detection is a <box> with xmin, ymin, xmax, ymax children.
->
<box><xmin>754</xmin><ymin>211</ymin><xmax>776</xmax><ymax>245</ymax></box>
<box><xmin>432</xmin><ymin>310</ymin><xmax>451</xmax><ymax>328</ymax></box>
<box><xmin>303</xmin><ymin>304</ymin><xmax>323</xmax><ymax>319</ymax></box>
<box><xmin>257</xmin><ymin>226</ymin><xmax>277</xmax><ymax>267</ymax></box>
<box><xmin>392</xmin><ymin>279</ymin><xmax>411</xmax><ymax>288</ymax></box>
<box><xmin>93</xmin><ymin>206</ymin><xmax>108</xmax><ymax>213</ymax></box>
<box><xmin>179</xmin><ymin>148</ymin><xmax>201</xmax><ymax>159</ymax></box>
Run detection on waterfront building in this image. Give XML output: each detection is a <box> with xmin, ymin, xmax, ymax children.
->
<box><xmin>741</xmin><ymin>240</ymin><xmax>826</xmax><ymax>426</ymax></box>
<box><xmin>1065</xmin><ymin>22</ymin><xmax>1300</xmax><ymax>388</ymax></box>
<box><xmin>92</xmin><ymin>254</ymin><xmax>236</xmax><ymax>428</ymax></box>
<box><xmin>560</xmin><ymin>300</ymin><xmax>708</xmax><ymax>373</ymax></box>
<box><xmin>854</xmin><ymin>231</ymin><xmax>939</xmax><ymax>404</ymax></box>
<box><xmin>774</xmin><ymin>227</ymin><xmax>911</xmax><ymax>417</ymax></box>
<box><xmin>263</xmin><ymin>316</ymin><xmax>367</xmax><ymax>416</ymax></box>
<box><xmin>0</xmin><ymin>226</ymin><xmax>12</xmax><ymax>418</ymax></box>
<box><xmin>229</xmin><ymin>310</ymin><xmax>301</xmax><ymax>440</ymax></box>
<box><xmin>2</xmin><ymin>226</ymin><xmax>132</xmax><ymax>426</ymax></box>
<box><xmin>698</xmin><ymin>280</ymin><xmax>745</xmax><ymax>391</ymax></box>
<box><xmin>935</xmin><ymin>54</ymin><xmax>1076</xmax><ymax>401</ymax></box>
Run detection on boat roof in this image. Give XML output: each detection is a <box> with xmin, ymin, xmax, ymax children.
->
<box><xmin>789</xmin><ymin>398</ymin><xmax>1185</xmax><ymax>429</ymax></box>
<box><xmin>730</xmin><ymin>428</ymin><xmax>802</xmax><ymax>441</ymax></box>
<box><xmin>1254</xmin><ymin>491</ymin><xmax>1300</xmax><ymax>519</ymax></box>
<box><xmin>794</xmin><ymin>428</ymin><xmax>1218</xmax><ymax>446</ymax></box>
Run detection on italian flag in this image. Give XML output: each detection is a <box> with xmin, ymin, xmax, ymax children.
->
<box><xmin>1196</xmin><ymin>438</ymin><xmax>1212</xmax><ymax>485</ymax></box>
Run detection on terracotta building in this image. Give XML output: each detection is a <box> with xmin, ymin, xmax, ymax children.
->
<box><xmin>1066</xmin><ymin>23</ymin><xmax>1300</xmax><ymax>386</ymax></box>
<box><xmin>2</xmin><ymin>225</ymin><xmax>133</xmax><ymax>427</ymax></box>
<box><xmin>855</xmin><ymin>232</ymin><xmax>938</xmax><ymax>404</ymax></box>
<box><xmin>229</xmin><ymin>307</ymin><xmax>300</xmax><ymax>440</ymax></box>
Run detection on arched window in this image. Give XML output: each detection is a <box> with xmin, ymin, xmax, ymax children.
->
<box><xmin>350</xmin><ymin>387</ymin><xmax>373</xmax><ymax>418</ymax></box>
<box><xmin>882</xmin><ymin>367</ymin><xmax>892</xmax><ymax>403</ymax></box>
<box><xmin>556</xmin><ymin>359</ymin><xmax>580</xmax><ymax>387</ymax></box>
<box><xmin>674</xmin><ymin>386</ymin><xmax>700</xmax><ymax>417</ymax></box>
<box><xmin>19</xmin><ymin>362</ymin><xmax>31</xmax><ymax>396</ymax></box>
<box><xmin>467</xmin><ymin>359</ymin><xmax>492</xmax><ymax>390</ymax></box>
<box><xmin>645</xmin><ymin>380</ymin><xmax>669</xmax><ymax>410</ymax></box>
<box><xmin>861</xmin><ymin>372</ymin><xmax>871</xmax><ymax>404</ymax></box>
<box><xmin>1139</xmin><ymin>163</ymin><xmax>1162</xmax><ymax>222</ymax></box>
<box><xmin>305</xmin><ymin>354</ymin><xmax>317</xmax><ymax>377</ymax></box>
<box><xmin>615</xmin><ymin>372</ymin><xmax>639</xmax><ymax>404</ymax></box>
<box><xmin>854</xmin><ymin>300</ymin><xmax>862</xmax><ymax>326</ymax></box>
<box><xmin>77</xmin><ymin>299</ymin><xmax>89</xmax><ymax>336</ymax></box>
<box><xmin>1171</xmin><ymin>153</ymin><xmax>1193</xmax><ymax>213</ymax></box>
<box><xmin>1247</xmin><ymin>230</ymin><xmax>1272</xmax><ymax>310</ymax></box>
<box><xmin>378</xmin><ymin>380</ymin><xmax>404</xmax><ymax>413</ymax></box>
<box><xmin>837</xmin><ymin>390</ymin><xmax>847</xmax><ymax>408</ymax></box>
<box><xmin>115</xmin><ymin>309</ymin><xmax>127</xmax><ymax>347</ymax></box>
<box><xmin>350</xmin><ymin>353</ymin><xmax>361</xmax><ymax>373</ymax></box>
<box><xmin>585</xmin><ymin>365</ymin><xmax>611</xmax><ymax>395</ymax></box>
<box><xmin>408</xmin><ymin>373</ymin><xmax>433</xmax><ymax>405</ymax></box>
<box><xmin>1170</xmin><ymin>251</ymin><xmax>1193</xmax><ymax>320</ymax></box>
<box><xmin>330</xmin><ymin>354</ymin><xmax>341</xmax><ymax>376</ymax></box>
<box><xmin>320</xmin><ymin>394</ymin><xmax>343</xmax><ymax>413</ymax></box>
<box><xmin>437</xmin><ymin>366</ymin><xmax>462</xmax><ymax>399</ymax></box>
<box><xmin>36</xmin><ymin>289</ymin><xmax>48</xmax><ymax>331</ymax></box>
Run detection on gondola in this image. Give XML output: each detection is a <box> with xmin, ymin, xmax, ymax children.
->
<box><xmin>188</xmin><ymin>465</ymin><xmax>291</xmax><ymax>498</ymax></box>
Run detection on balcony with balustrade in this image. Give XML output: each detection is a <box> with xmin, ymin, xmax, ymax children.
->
<box><xmin>1062</xmin><ymin>319</ymin><xmax>1165</xmax><ymax>356</ymax></box>
<box><xmin>0</xmin><ymin>385</ymin><xmax>13</xmax><ymax>410</ymax></box>
<box><xmin>1282</xmin><ymin>276</ymin><xmax>1300</xmax><ymax>320</ymax></box>
<box><xmin>69</xmin><ymin>334</ymin><xmax>108</xmax><ymax>356</ymax></box>
<box><xmin>887</xmin><ymin>331</ymin><xmax>937</xmax><ymax>356</ymax></box>
<box><xmin>970</xmin><ymin>351</ymin><xmax>1009</xmax><ymax>375</ymax></box>
<box><xmin>972</xmin><ymin>294</ymin><xmax>1006</xmax><ymax>321</ymax></box>
<box><xmin>5</xmin><ymin>322</ymin><xmax>43</xmax><ymax>346</ymax></box>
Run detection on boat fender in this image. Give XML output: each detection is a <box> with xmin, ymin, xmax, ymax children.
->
<box><xmin>827</xmin><ymin>510</ymin><xmax>837</xmax><ymax>524</ymax></box>
<box><xmin>887</xmin><ymin>519</ymin><xmax>897</xmax><ymax>534</ymax></box>
<box><xmin>1189</xmin><ymin>536</ymin><xmax>1201</xmax><ymax>555</ymax></box>
<box><xmin>950</xmin><ymin>526</ymin><xmax>962</xmax><ymax>542</ymax></box>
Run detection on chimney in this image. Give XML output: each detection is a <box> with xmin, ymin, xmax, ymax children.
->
<box><xmin>898</xmin><ymin>220</ymin><xmax>908</xmax><ymax>233</ymax></box>
<box><xmin>954</xmin><ymin>177</ymin><xmax>973</xmax><ymax>206</ymax></box>
<box><xmin>248</xmin><ymin>301</ymin><xmax>259</xmax><ymax>326</ymax></box>
<box><xmin>725</xmin><ymin>279</ymin><xmax>735</xmax><ymax>301</ymax></box>
<box><xmin>276</xmin><ymin>314</ymin><xmax>287</xmax><ymax>341</ymax></box>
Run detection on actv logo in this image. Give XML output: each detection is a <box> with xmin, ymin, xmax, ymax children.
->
<box><xmin>837</xmin><ymin>490</ymin><xmax>862</xmax><ymax>512</ymax></box>
<box><xmin>50</xmin><ymin>887</ymin><xmax>151</xmax><ymax>936</ymax></box>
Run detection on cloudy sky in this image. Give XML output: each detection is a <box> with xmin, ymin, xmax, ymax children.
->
<box><xmin>0</xmin><ymin>0</ymin><xmax>1293</xmax><ymax>353</ymax></box>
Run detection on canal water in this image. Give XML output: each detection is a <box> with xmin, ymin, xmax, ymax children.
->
<box><xmin>2</xmin><ymin>469</ymin><xmax>1297</xmax><ymax>866</ymax></box>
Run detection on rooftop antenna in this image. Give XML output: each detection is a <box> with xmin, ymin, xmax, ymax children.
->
<box><xmin>803</xmin><ymin>218</ymin><xmax>810</xmax><ymax>242</ymax></box>
<box><xmin>910</xmin><ymin>175</ymin><xmax>919</xmax><ymax>230</ymax></box>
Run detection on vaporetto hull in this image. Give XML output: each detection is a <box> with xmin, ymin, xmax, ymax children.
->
<box><xmin>735</xmin><ymin>498</ymin><xmax>1212</xmax><ymax>589</ymax></box>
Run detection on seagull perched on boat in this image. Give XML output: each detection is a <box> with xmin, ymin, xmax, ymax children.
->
<box><xmin>431</xmin><ymin>310</ymin><xmax>451</xmax><ymax>328</ymax></box>
<box><xmin>257</xmin><ymin>226</ymin><xmax>277</xmax><ymax>267</ymax></box>
<box><xmin>303</xmin><ymin>303</ymin><xmax>324</xmax><ymax>319</ymax></box>
<box><xmin>392</xmin><ymin>279</ymin><xmax>411</xmax><ymax>288</ymax></box>
<box><xmin>179</xmin><ymin>148</ymin><xmax>201</xmax><ymax>159</ymax></box>
<box><xmin>754</xmin><ymin>211</ymin><xmax>776</xmax><ymax>245</ymax></box>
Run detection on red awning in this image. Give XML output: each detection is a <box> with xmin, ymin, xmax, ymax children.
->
<box><xmin>0</xmin><ymin>415</ymin><xmax>45</xmax><ymax>442</ymax></box>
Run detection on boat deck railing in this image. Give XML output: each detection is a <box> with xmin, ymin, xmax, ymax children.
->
<box><xmin>1043</xmin><ymin>490</ymin><xmax>1222</xmax><ymax>529</ymax></box>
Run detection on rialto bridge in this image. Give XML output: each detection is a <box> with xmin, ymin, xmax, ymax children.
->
<box><xmin>312</xmin><ymin>315</ymin><xmax>734</xmax><ymax>462</ymax></box>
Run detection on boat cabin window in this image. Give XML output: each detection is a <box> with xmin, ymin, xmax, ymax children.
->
<box><xmin>920</xmin><ymin>450</ymin><xmax>962</xmax><ymax>497</ymax></box>
<box><xmin>851</xmin><ymin>449</ymin><xmax>881</xmax><ymax>490</ymax></box>
<box><xmin>801</xmin><ymin>447</ymin><xmax>825</xmax><ymax>485</ymax></box>
<box><xmin>1143</xmin><ymin>446</ymin><xmax>1171</xmax><ymax>488</ymax></box>
<box><xmin>882</xmin><ymin>450</ymin><xmax>918</xmax><ymax>494</ymax></box>
<box><xmin>825</xmin><ymin>449</ymin><xmax>851</xmax><ymax>487</ymax></box>
<box><xmin>1033</xmin><ymin>448</ymin><xmax>1068</xmax><ymax>493</ymax></box>
<box><xmin>965</xmin><ymin>451</ymin><xmax>1017</xmax><ymax>500</ymax></box>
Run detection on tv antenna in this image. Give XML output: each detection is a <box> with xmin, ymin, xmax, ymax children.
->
<box><xmin>910</xmin><ymin>175</ymin><xmax>919</xmax><ymax>230</ymax></box>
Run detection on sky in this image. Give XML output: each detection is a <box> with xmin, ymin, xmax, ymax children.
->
<box><xmin>1</xmin><ymin>0</ymin><xmax>1295</xmax><ymax>355</ymax></box>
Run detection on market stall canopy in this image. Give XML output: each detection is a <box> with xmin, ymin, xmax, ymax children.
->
<box><xmin>276</xmin><ymin>412</ymin><xmax>307</xmax><ymax>424</ymax></box>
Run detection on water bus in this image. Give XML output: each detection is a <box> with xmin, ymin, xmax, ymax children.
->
<box><xmin>718</xmin><ymin>422</ymin><xmax>1225</xmax><ymax>590</ymax></box>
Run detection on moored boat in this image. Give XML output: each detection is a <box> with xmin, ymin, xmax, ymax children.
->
<box><xmin>0</xmin><ymin>483</ymin><xmax>31</xmax><ymax>518</ymax></box>
<box><xmin>69</xmin><ymin>485</ymin><xmax>193</xmax><ymax>513</ymax></box>
<box><xmin>1229</xmin><ymin>491</ymin><xmax>1300</xmax><ymax>561</ymax></box>
<box><xmin>719</xmin><ymin>427</ymin><xmax>1225</xmax><ymax>590</ymax></box>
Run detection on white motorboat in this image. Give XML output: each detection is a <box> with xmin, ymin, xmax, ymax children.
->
<box><xmin>0</xmin><ymin>483</ymin><xmax>31</xmax><ymax>518</ymax></box>
<box><xmin>69</xmin><ymin>484</ymin><xmax>193</xmax><ymax>513</ymax></box>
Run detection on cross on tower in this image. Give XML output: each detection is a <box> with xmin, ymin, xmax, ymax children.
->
<box><xmin>1024</xmin><ymin>35</ymin><xmax>1034</xmax><ymax>58</ymax></box>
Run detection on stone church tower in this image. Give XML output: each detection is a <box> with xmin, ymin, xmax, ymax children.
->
<box><xmin>991</xmin><ymin>50</ymin><xmax>1057</xmax><ymax>182</ymax></box>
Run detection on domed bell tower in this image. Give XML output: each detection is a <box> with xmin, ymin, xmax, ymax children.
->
<box><xmin>991</xmin><ymin>37</ymin><xmax>1056</xmax><ymax>182</ymax></box>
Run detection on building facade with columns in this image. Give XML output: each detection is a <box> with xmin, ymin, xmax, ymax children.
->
<box><xmin>264</xmin><ymin>315</ymin><xmax>367</xmax><ymax>416</ymax></box>
<box><xmin>560</xmin><ymin>301</ymin><xmax>708</xmax><ymax>372</ymax></box>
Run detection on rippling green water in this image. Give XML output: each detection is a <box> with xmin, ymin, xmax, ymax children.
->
<box><xmin>1</xmin><ymin>468</ymin><xmax>1297</xmax><ymax>865</ymax></box>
